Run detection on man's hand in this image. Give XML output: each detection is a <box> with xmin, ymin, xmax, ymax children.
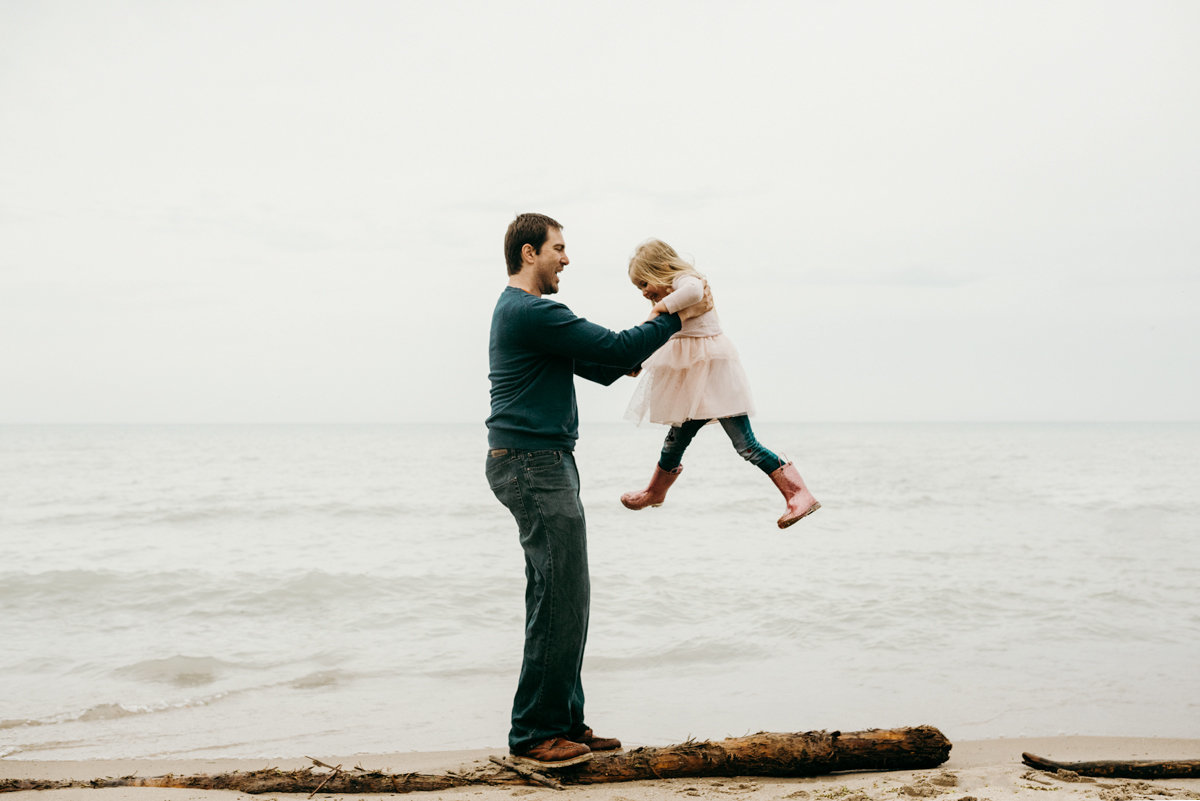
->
<box><xmin>676</xmin><ymin>280</ymin><xmax>713</xmax><ymax>321</ymax></box>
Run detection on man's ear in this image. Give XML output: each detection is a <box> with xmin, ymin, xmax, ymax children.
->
<box><xmin>521</xmin><ymin>242</ymin><xmax>537</xmax><ymax>265</ymax></box>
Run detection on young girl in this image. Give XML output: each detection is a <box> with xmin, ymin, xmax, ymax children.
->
<box><xmin>621</xmin><ymin>239</ymin><xmax>819</xmax><ymax>529</ymax></box>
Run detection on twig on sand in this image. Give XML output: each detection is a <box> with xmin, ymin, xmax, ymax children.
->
<box><xmin>308</xmin><ymin>762</ymin><xmax>343</xmax><ymax>797</ymax></box>
<box><xmin>1023</xmin><ymin>753</ymin><xmax>1200</xmax><ymax>780</ymax></box>
<box><xmin>489</xmin><ymin>756</ymin><xmax>565</xmax><ymax>790</ymax></box>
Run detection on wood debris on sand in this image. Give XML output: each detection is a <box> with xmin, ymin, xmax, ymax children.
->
<box><xmin>1023</xmin><ymin>752</ymin><xmax>1200</xmax><ymax>780</ymax></box>
<box><xmin>0</xmin><ymin>726</ymin><xmax>951</xmax><ymax>794</ymax></box>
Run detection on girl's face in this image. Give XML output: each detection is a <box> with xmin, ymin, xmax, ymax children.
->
<box><xmin>632</xmin><ymin>278</ymin><xmax>671</xmax><ymax>303</ymax></box>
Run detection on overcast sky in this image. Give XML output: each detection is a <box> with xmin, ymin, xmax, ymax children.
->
<box><xmin>2</xmin><ymin>0</ymin><xmax>1197</xmax><ymax>423</ymax></box>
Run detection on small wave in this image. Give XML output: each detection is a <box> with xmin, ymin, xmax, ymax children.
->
<box><xmin>76</xmin><ymin>702</ymin><xmax>148</xmax><ymax>722</ymax></box>
<box><xmin>0</xmin><ymin>695</ymin><xmax>226</xmax><ymax>732</ymax></box>
<box><xmin>112</xmin><ymin>655</ymin><xmax>243</xmax><ymax>687</ymax></box>
<box><xmin>288</xmin><ymin>670</ymin><xmax>344</xmax><ymax>689</ymax></box>
<box><xmin>420</xmin><ymin>664</ymin><xmax>511</xmax><ymax>680</ymax></box>
<box><xmin>151</xmin><ymin>501</ymin><xmax>431</xmax><ymax>523</ymax></box>
<box><xmin>587</xmin><ymin>638</ymin><xmax>771</xmax><ymax>672</ymax></box>
<box><xmin>0</xmin><ymin>718</ymin><xmax>38</xmax><ymax>731</ymax></box>
<box><xmin>0</xmin><ymin>664</ymin><xmax>373</xmax><ymax>739</ymax></box>
<box><xmin>0</xmin><ymin>569</ymin><xmax>507</xmax><ymax>619</ymax></box>
<box><xmin>0</xmin><ymin>569</ymin><xmax>213</xmax><ymax>608</ymax></box>
<box><xmin>18</xmin><ymin>499</ymin><xmax>440</xmax><ymax>528</ymax></box>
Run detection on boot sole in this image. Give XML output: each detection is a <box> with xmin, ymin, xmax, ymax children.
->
<box><xmin>778</xmin><ymin>502</ymin><xmax>820</xmax><ymax>529</ymax></box>
<box><xmin>620</xmin><ymin>500</ymin><xmax>665</xmax><ymax>510</ymax></box>
<box><xmin>510</xmin><ymin>751</ymin><xmax>594</xmax><ymax>769</ymax></box>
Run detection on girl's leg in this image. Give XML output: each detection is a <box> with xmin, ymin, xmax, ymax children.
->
<box><xmin>658</xmin><ymin>418</ymin><xmax>709</xmax><ymax>472</ymax></box>
<box><xmin>621</xmin><ymin>419</ymin><xmax>708</xmax><ymax>511</ymax></box>
<box><xmin>717</xmin><ymin>416</ymin><xmax>786</xmax><ymax>474</ymax></box>
<box><xmin>718</xmin><ymin>416</ymin><xmax>819</xmax><ymax>528</ymax></box>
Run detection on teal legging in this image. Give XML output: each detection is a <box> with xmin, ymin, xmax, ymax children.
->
<box><xmin>657</xmin><ymin>415</ymin><xmax>785</xmax><ymax>475</ymax></box>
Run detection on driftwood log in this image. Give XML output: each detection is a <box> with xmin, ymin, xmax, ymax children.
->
<box><xmin>0</xmin><ymin>727</ymin><xmax>950</xmax><ymax>795</ymax></box>
<box><xmin>573</xmin><ymin>726</ymin><xmax>951</xmax><ymax>783</ymax></box>
<box><xmin>1023</xmin><ymin>752</ymin><xmax>1200</xmax><ymax>779</ymax></box>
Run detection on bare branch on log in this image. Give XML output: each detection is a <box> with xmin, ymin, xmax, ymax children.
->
<box><xmin>0</xmin><ymin>727</ymin><xmax>950</xmax><ymax>795</ymax></box>
<box><xmin>1022</xmin><ymin>753</ymin><xmax>1200</xmax><ymax>779</ymax></box>
<box><xmin>488</xmin><ymin>756</ymin><xmax>564</xmax><ymax>790</ymax></box>
<box><xmin>308</xmin><ymin>763</ymin><xmax>343</xmax><ymax>798</ymax></box>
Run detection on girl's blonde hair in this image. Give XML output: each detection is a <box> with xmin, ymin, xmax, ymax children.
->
<box><xmin>628</xmin><ymin>239</ymin><xmax>704</xmax><ymax>287</ymax></box>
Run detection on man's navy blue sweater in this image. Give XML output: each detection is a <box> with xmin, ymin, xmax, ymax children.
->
<box><xmin>486</xmin><ymin>286</ymin><xmax>682</xmax><ymax>451</ymax></box>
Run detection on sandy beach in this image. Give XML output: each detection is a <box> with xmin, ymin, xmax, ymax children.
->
<box><xmin>3</xmin><ymin>737</ymin><xmax>1199</xmax><ymax>801</ymax></box>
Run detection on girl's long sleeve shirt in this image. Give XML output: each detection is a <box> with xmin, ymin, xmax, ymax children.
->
<box><xmin>661</xmin><ymin>275</ymin><xmax>722</xmax><ymax>337</ymax></box>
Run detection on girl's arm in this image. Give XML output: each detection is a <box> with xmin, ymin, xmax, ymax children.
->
<box><xmin>656</xmin><ymin>275</ymin><xmax>705</xmax><ymax>315</ymax></box>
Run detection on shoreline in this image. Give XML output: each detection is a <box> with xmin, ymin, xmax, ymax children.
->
<box><xmin>3</xmin><ymin>736</ymin><xmax>1199</xmax><ymax>800</ymax></box>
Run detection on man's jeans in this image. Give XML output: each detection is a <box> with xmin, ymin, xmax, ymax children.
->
<box><xmin>486</xmin><ymin>448</ymin><xmax>589</xmax><ymax>753</ymax></box>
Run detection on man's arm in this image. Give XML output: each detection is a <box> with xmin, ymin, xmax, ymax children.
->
<box><xmin>572</xmin><ymin>360</ymin><xmax>631</xmax><ymax>386</ymax></box>
<box><xmin>527</xmin><ymin>301</ymin><xmax>682</xmax><ymax>369</ymax></box>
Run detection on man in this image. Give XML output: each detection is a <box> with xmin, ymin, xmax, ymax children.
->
<box><xmin>485</xmin><ymin>213</ymin><xmax>711</xmax><ymax>768</ymax></box>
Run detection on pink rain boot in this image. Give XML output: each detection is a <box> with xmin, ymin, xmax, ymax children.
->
<box><xmin>769</xmin><ymin>462</ymin><xmax>820</xmax><ymax>528</ymax></box>
<box><xmin>620</xmin><ymin>465</ymin><xmax>683</xmax><ymax>510</ymax></box>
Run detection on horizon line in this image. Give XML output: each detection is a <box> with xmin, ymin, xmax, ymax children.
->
<box><xmin>1</xmin><ymin>420</ymin><xmax>1197</xmax><ymax>426</ymax></box>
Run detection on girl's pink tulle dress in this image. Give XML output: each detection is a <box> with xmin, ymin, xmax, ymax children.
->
<box><xmin>625</xmin><ymin>274</ymin><xmax>756</xmax><ymax>427</ymax></box>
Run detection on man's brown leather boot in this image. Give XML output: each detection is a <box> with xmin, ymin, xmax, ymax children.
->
<box><xmin>511</xmin><ymin>737</ymin><xmax>593</xmax><ymax>768</ymax></box>
<box><xmin>573</xmin><ymin>728</ymin><xmax>622</xmax><ymax>751</ymax></box>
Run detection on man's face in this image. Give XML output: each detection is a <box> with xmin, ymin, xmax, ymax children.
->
<box><xmin>529</xmin><ymin>227</ymin><xmax>568</xmax><ymax>295</ymax></box>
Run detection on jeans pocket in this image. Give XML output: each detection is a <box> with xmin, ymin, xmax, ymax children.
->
<box><xmin>523</xmin><ymin>450</ymin><xmax>563</xmax><ymax>473</ymax></box>
<box><xmin>486</xmin><ymin>451</ymin><xmax>520</xmax><ymax>492</ymax></box>
<box><xmin>525</xmin><ymin>451</ymin><xmax>576</xmax><ymax>493</ymax></box>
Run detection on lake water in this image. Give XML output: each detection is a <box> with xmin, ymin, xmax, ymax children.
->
<box><xmin>1</xmin><ymin>422</ymin><xmax>1197</xmax><ymax>759</ymax></box>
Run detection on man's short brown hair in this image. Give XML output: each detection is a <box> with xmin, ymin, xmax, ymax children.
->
<box><xmin>504</xmin><ymin>213</ymin><xmax>563</xmax><ymax>275</ymax></box>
